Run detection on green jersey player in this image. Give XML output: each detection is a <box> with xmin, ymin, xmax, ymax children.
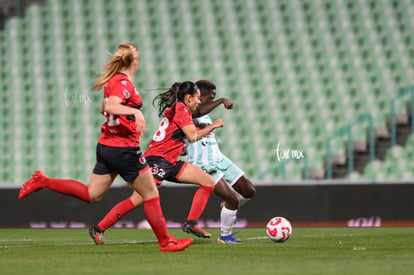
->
<box><xmin>187</xmin><ymin>80</ymin><xmax>256</xmax><ymax>244</ymax></box>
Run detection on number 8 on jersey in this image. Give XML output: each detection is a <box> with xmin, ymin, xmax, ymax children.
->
<box><xmin>152</xmin><ymin>117</ymin><xmax>169</xmax><ymax>142</ymax></box>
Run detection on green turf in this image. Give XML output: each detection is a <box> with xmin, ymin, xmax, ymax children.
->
<box><xmin>0</xmin><ymin>227</ymin><xmax>413</xmax><ymax>274</ymax></box>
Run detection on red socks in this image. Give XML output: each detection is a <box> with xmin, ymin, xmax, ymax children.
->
<box><xmin>98</xmin><ymin>198</ymin><xmax>136</xmax><ymax>231</ymax></box>
<box><xmin>44</xmin><ymin>178</ymin><xmax>90</xmax><ymax>203</ymax></box>
<box><xmin>187</xmin><ymin>186</ymin><xmax>214</xmax><ymax>220</ymax></box>
<box><xmin>144</xmin><ymin>196</ymin><xmax>169</xmax><ymax>246</ymax></box>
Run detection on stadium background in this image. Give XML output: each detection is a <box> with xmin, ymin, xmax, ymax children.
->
<box><xmin>0</xmin><ymin>0</ymin><xmax>413</xmax><ymax>227</ymax></box>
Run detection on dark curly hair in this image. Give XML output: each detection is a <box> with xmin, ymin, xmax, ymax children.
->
<box><xmin>195</xmin><ymin>80</ymin><xmax>216</xmax><ymax>96</ymax></box>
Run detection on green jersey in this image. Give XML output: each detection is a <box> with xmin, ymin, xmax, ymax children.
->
<box><xmin>186</xmin><ymin>115</ymin><xmax>224</xmax><ymax>169</ymax></box>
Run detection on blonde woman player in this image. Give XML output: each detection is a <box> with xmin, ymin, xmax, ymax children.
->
<box><xmin>18</xmin><ymin>43</ymin><xmax>193</xmax><ymax>252</ymax></box>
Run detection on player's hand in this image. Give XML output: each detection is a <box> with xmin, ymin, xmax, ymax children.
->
<box><xmin>134</xmin><ymin>110</ymin><xmax>146</xmax><ymax>136</ymax></box>
<box><xmin>213</xmin><ymin>119</ymin><xmax>223</xmax><ymax>128</ymax></box>
<box><xmin>221</xmin><ymin>98</ymin><xmax>233</xmax><ymax>109</ymax></box>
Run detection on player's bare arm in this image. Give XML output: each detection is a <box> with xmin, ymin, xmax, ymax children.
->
<box><xmin>182</xmin><ymin>119</ymin><xmax>223</xmax><ymax>142</ymax></box>
<box><xmin>192</xmin><ymin>98</ymin><xmax>233</xmax><ymax>118</ymax></box>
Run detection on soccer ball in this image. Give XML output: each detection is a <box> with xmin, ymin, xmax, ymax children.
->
<box><xmin>266</xmin><ymin>217</ymin><xmax>292</xmax><ymax>242</ymax></box>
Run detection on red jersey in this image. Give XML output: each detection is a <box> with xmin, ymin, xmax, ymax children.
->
<box><xmin>145</xmin><ymin>102</ymin><xmax>194</xmax><ymax>164</ymax></box>
<box><xmin>98</xmin><ymin>73</ymin><xmax>143</xmax><ymax>147</ymax></box>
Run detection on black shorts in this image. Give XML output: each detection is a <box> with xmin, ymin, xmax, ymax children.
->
<box><xmin>145</xmin><ymin>156</ymin><xmax>187</xmax><ymax>184</ymax></box>
<box><xmin>93</xmin><ymin>143</ymin><xmax>150</xmax><ymax>182</ymax></box>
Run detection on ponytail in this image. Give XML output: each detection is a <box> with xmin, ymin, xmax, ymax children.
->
<box><xmin>153</xmin><ymin>81</ymin><xmax>198</xmax><ymax>117</ymax></box>
<box><xmin>153</xmin><ymin>82</ymin><xmax>180</xmax><ymax>117</ymax></box>
<box><xmin>91</xmin><ymin>43</ymin><xmax>138</xmax><ymax>91</ymax></box>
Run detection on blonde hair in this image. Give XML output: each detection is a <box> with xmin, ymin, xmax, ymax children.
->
<box><xmin>91</xmin><ymin>43</ymin><xmax>138</xmax><ymax>91</ymax></box>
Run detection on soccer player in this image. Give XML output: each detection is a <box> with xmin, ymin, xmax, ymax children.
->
<box><xmin>18</xmin><ymin>43</ymin><xmax>193</xmax><ymax>252</ymax></box>
<box><xmin>188</xmin><ymin>80</ymin><xmax>256</xmax><ymax>244</ymax></box>
<box><xmin>145</xmin><ymin>81</ymin><xmax>223</xmax><ymax>238</ymax></box>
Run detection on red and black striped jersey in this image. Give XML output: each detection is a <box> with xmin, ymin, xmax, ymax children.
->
<box><xmin>145</xmin><ymin>102</ymin><xmax>193</xmax><ymax>164</ymax></box>
<box><xmin>98</xmin><ymin>73</ymin><xmax>143</xmax><ymax>147</ymax></box>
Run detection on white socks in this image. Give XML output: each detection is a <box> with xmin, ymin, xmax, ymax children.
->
<box><xmin>220</xmin><ymin>192</ymin><xmax>250</xmax><ymax>236</ymax></box>
<box><xmin>220</xmin><ymin>207</ymin><xmax>238</xmax><ymax>236</ymax></box>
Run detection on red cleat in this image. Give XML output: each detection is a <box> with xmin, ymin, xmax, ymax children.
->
<box><xmin>89</xmin><ymin>226</ymin><xmax>105</xmax><ymax>245</ymax></box>
<box><xmin>182</xmin><ymin>220</ymin><xmax>211</xmax><ymax>238</ymax></box>
<box><xmin>159</xmin><ymin>236</ymin><xmax>193</xmax><ymax>252</ymax></box>
<box><xmin>19</xmin><ymin>171</ymin><xmax>47</xmax><ymax>199</ymax></box>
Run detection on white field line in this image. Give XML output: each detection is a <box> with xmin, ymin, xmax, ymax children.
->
<box><xmin>246</xmin><ymin>236</ymin><xmax>268</xmax><ymax>240</ymax></box>
<box><xmin>246</xmin><ymin>233</ymin><xmax>359</xmax><ymax>240</ymax></box>
<box><xmin>123</xmin><ymin>240</ymin><xmax>158</xmax><ymax>244</ymax></box>
<box><xmin>296</xmin><ymin>233</ymin><xmax>359</xmax><ymax>238</ymax></box>
<box><xmin>0</xmin><ymin>239</ymin><xmax>159</xmax><ymax>248</ymax></box>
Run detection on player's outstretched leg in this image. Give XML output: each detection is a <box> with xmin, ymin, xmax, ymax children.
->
<box><xmin>19</xmin><ymin>171</ymin><xmax>91</xmax><ymax>202</ymax></box>
<box><xmin>19</xmin><ymin>171</ymin><xmax>47</xmax><ymax>199</ymax></box>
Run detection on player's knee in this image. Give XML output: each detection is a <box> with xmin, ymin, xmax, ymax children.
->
<box><xmin>145</xmin><ymin>188</ymin><xmax>159</xmax><ymax>200</ymax></box>
<box><xmin>204</xmin><ymin>174</ymin><xmax>215</xmax><ymax>188</ymax></box>
<box><xmin>89</xmin><ymin>196</ymin><xmax>102</xmax><ymax>204</ymax></box>
<box><xmin>193</xmin><ymin>172</ymin><xmax>215</xmax><ymax>188</ymax></box>
<box><xmin>239</xmin><ymin>177</ymin><xmax>256</xmax><ymax>198</ymax></box>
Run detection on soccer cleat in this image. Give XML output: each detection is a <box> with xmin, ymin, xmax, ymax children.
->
<box><xmin>217</xmin><ymin>234</ymin><xmax>241</xmax><ymax>244</ymax></box>
<box><xmin>182</xmin><ymin>220</ymin><xmax>211</xmax><ymax>238</ymax></box>
<box><xmin>19</xmin><ymin>171</ymin><xmax>48</xmax><ymax>199</ymax></box>
<box><xmin>159</xmin><ymin>236</ymin><xmax>193</xmax><ymax>252</ymax></box>
<box><xmin>89</xmin><ymin>226</ymin><xmax>105</xmax><ymax>245</ymax></box>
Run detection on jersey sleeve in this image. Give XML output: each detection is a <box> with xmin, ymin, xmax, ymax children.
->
<box><xmin>107</xmin><ymin>80</ymin><xmax>133</xmax><ymax>104</ymax></box>
<box><xmin>174</xmin><ymin>103</ymin><xmax>194</xmax><ymax>129</ymax></box>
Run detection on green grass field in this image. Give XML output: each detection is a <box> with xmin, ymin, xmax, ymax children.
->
<box><xmin>0</xmin><ymin>227</ymin><xmax>413</xmax><ymax>274</ymax></box>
